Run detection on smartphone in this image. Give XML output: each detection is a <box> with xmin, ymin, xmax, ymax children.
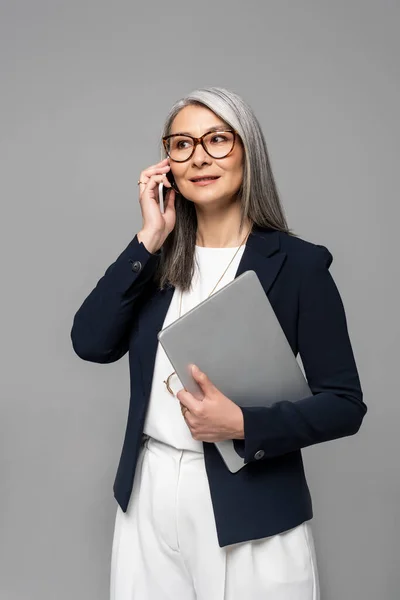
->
<box><xmin>158</xmin><ymin>182</ymin><xmax>165</xmax><ymax>213</ymax></box>
<box><xmin>158</xmin><ymin>170</ymin><xmax>177</xmax><ymax>214</ymax></box>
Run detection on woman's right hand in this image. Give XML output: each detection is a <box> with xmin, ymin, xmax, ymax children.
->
<box><xmin>137</xmin><ymin>158</ymin><xmax>176</xmax><ymax>254</ymax></box>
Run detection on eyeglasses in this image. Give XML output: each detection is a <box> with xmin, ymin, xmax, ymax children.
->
<box><xmin>163</xmin><ymin>372</ymin><xmax>178</xmax><ymax>396</ymax></box>
<box><xmin>162</xmin><ymin>130</ymin><xmax>237</xmax><ymax>163</ymax></box>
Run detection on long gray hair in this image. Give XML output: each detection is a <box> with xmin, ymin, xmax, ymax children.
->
<box><xmin>155</xmin><ymin>87</ymin><xmax>291</xmax><ymax>291</ymax></box>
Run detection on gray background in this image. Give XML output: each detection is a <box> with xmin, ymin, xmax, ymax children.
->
<box><xmin>1</xmin><ymin>1</ymin><xmax>399</xmax><ymax>598</ymax></box>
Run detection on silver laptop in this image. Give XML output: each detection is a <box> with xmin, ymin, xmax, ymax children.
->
<box><xmin>157</xmin><ymin>270</ymin><xmax>311</xmax><ymax>473</ymax></box>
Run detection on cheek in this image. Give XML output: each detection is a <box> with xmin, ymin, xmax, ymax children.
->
<box><xmin>235</xmin><ymin>162</ymin><xmax>244</xmax><ymax>179</ymax></box>
<box><xmin>171</xmin><ymin>166</ymin><xmax>185</xmax><ymax>181</ymax></box>
<box><xmin>225</xmin><ymin>161</ymin><xmax>244</xmax><ymax>185</ymax></box>
<box><xmin>223</xmin><ymin>150</ymin><xmax>244</xmax><ymax>179</ymax></box>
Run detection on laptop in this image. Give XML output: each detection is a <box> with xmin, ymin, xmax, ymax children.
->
<box><xmin>157</xmin><ymin>270</ymin><xmax>311</xmax><ymax>473</ymax></box>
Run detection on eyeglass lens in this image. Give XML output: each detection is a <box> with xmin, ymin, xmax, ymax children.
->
<box><xmin>166</xmin><ymin>131</ymin><xmax>234</xmax><ymax>161</ymax></box>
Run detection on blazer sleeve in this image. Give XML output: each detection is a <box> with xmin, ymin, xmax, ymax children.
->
<box><xmin>240</xmin><ymin>245</ymin><xmax>367</xmax><ymax>463</ymax></box>
<box><xmin>71</xmin><ymin>235</ymin><xmax>160</xmax><ymax>364</ymax></box>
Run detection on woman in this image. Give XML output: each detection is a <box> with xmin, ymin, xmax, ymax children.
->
<box><xmin>71</xmin><ymin>87</ymin><xmax>366</xmax><ymax>600</ymax></box>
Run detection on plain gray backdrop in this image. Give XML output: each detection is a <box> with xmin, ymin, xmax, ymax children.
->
<box><xmin>1</xmin><ymin>1</ymin><xmax>399</xmax><ymax>598</ymax></box>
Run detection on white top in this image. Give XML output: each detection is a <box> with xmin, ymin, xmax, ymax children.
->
<box><xmin>143</xmin><ymin>244</ymin><xmax>246</xmax><ymax>451</ymax></box>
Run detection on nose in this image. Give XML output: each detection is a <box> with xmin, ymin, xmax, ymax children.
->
<box><xmin>191</xmin><ymin>141</ymin><xmax>212</xmax><ymax>166</ymax></box>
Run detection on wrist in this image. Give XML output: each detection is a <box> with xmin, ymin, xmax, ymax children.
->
<box><xmin>231</xmin><ymin>406</ymin><xmax>245</xmax><ymax>439</ymax></box>
<box><xmin>137</xmin><ymin>230</ymin><xmax>163</xmax><ymax>254</ymax></box>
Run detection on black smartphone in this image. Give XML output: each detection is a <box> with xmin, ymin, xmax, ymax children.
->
<box><xmin>166</xmin><ymin>169</ymin><xmax>178</xmax><ymax>191</ymax></box>
<box><xmin>159</xmin><ymin>170</ymin><xmax>178</xmax><ymax>213</ymax></box>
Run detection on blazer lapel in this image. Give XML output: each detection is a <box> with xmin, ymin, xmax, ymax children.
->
<box><xmin>137</xmin><ymin>225</ymin><xmax>287</xmax><ymax>399</ymax></box>
<box><xmin>137</xmin><ymin>283</ymin><xmax>175</xmax><ymax>395</ymax></box>
<box><xmin>235</xmin><ymin>225</ymin><xmax>287</xmax><ymax>295</ymax></box>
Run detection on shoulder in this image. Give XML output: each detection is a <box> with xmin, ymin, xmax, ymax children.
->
<box><xmin>276</xmin><ymin>230</ymin><xmax>333</xmax><ymax>270</ymax></box>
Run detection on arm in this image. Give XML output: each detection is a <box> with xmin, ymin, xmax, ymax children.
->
<box><xmin>241</xmin><ymin>245</ymin><xmax>367</xmax><ymax>463</ymax></box>
<box><xmin>71</xmin><ymin>234</ymin><xmax>160</xmax><ymax>364</ymax></box>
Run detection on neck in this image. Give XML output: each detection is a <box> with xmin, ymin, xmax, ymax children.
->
<box><xmin>195</xmin><ymin>202</ymin><xmax>252</xmax><ymax>248</ymax></box>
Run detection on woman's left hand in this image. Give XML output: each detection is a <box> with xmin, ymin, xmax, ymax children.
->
<box><xmin>177</xmin><ymin>365</ymin><xmax>245</xmax><ymax>442</ymax></box>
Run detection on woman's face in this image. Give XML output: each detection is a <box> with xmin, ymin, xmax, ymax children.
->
<box><xmin>168</xmin><ymin>104</ymin><xmax>244</xmax><ymax>210</ymax></box>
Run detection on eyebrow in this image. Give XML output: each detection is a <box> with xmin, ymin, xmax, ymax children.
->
<box><xmin>169</xmin><ymin>125</ymin><xmax>229</xmax><ymax>136</ymax></box>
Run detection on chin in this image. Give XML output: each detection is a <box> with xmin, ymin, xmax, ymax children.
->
<box><xmin>182</xmin><ymin>189</ymin><xmax>218</xmax><ymax>202</ymax></box>
<box><xmin>192</xmin><ymin>194</ymin><xmax>233</xmax><ymax>209</ymax></box>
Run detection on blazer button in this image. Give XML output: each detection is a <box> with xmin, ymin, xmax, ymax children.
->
<box><xmin>131</xmin><ymin>260</ymin><xmax>142</xmax><ymax>273</ymax></box>
<box><xmin>254</xmin><ymin>450</ymin><xmax>265</xmax><ymax>460</ymax></box>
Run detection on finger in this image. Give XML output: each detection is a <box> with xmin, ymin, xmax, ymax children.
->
<box><xmin>138</xmin><ymin>170</ymin><xmax>169</xmax><ymax>189</ymax></box>
<box><xmin>190</xmin><ymin>364</ymin><xmax>214</xmax><ymax>393</ymax></box>
<box><xmin>156</xmin><ymin>157</ymin><xmax>170</xmax><ymax>167</ymax></box>
<box><xmin>184</xmin><ymin>410</ymin><xmax>196</xmax><ymax>430</ymax></box>
<box><xmin>181</xmin><ymin>408</ymin><xmax>195</xmax><ymax>434</ymax></box>
<box><xmin>176</xmin><ymin>388</ymin><xmax>200</xmax><ymax>413</ymax></box>
<box><xmin>180</xmin><ymin>403</ymin><xmax>192</xmax><ymax>422</ymax></box>
<box><xmin>146</xmin><ymin>173</ymin><xmax>172</xmax><ymax>192</ymax></box>
<box><xmin>141</xmin><ymin>165</ymin><xmax>170</xmax><ymax>180</ymax></box>
<box><xmin>139</xmin><ymin>173</ymin><xmax>170</xmax><ymax>196</ymax></box>
<box><xmin>140</xmin><ymin>159</ymin><xmax>170</xmax><ymax>178</ymax></box>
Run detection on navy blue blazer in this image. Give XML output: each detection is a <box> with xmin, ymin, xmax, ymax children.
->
<box><xmin>71</xmin><ymin>224</ymin><xmax>366</xmax><ymax>547</ymax></box>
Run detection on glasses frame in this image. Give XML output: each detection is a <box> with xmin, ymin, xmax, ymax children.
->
<box><xmin>162</xmin><ymin>129</ymin><xmax>238</xmax><ymax>163</ymax></box>
<box><xmin>163</xmin><ymin>371</ymin><xmax>177</xmax><ymax>396</ymax></box>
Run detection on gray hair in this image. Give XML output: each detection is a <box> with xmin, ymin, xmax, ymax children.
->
<box><xmin>155</xmin><ymin>86</ymin><xmax>291</xmax><ymax>291</ymax></box>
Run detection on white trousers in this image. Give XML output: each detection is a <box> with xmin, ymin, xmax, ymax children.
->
<box><xmin>110</xmin><ymin>437</ymin><xmax>320</xmax><ymax>600</ymax></box>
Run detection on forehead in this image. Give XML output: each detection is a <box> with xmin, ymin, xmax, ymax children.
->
<box><xmin>170</xmin><ymin>104</ymin><xmax>228</xmax><ymax>135</ymax></box>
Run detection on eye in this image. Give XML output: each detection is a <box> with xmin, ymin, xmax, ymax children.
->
<box><xmin>177</xmin><ymin>139</ymin><xmax>191</xmax><ymax>149</ymax></box>
<box><xmin>210</xmin><ymin>134</ymin><xmax>228</xmax><ymax>144</ymax></box>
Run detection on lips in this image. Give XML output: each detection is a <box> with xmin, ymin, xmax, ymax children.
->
<box><xmin>190</xmin><ymin>176</ymin><xmax>220</xmax><ymax>182</ymax></box>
